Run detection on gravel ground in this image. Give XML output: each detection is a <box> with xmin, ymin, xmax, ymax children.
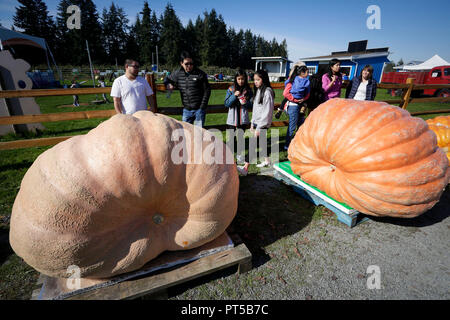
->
<box><xmin>168</xmin><ymin>173</ymin><xmax>450</xmax><ymax>300</ymax></box>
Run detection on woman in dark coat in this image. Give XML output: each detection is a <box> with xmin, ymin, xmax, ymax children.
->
<box><xmin>346</xmin><ymin>65</ymin><xmax>378</xmax><ymax>101</ymax></box>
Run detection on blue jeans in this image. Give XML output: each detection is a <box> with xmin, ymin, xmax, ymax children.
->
<box><xmin>182</xmin><ymin>108</ymin><xmax>206</xmax><ymax>127</ymax></box>
<box><xmin>285</xmin><ymin>102</ymin><xmax>305</xmax><ymax>149</ymax></box>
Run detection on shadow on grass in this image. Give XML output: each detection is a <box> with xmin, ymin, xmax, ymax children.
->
<box><xmin>368</xmin><ymin>186</ymin><xmax>450</xmax><ymax>227</ymax></box>
<box><xmin>228</xmin><ymin>174</ymin><xmax>315</xmax><ymax>269</ymax></box>
<box><xmin>0</xmin><ymin>161</ymin><xmax>35</xmax><ymax>171</ymax></box>
<box><xmin>0</xmin><ymin>226</ymin><xmax>13</xmax><ymax>265</ymax></box>
<box><xmin>162</xmin><ymin>174</ymin><xmax>316</xmax><ymax>300</ymax></box>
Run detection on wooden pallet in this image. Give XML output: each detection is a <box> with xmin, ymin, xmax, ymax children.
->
<box><xmin>31</xmin><ymin>232</ymin><xmax>252</xmax><ymax>300</ymax></box>
<box><xmin>273</xmin><ymin>161</ymin><xmax>369</xmax><ymax>228</ymax></box>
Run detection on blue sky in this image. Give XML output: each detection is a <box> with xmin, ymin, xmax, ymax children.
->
<box><xmin>1</xmin><ymin>0</ymin><xmax>449</xmax><ymax>64</ymax></box>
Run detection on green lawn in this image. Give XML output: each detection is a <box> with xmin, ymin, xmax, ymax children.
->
<box><xmin>0</xmin><ymin>85</ymin><xmax>449</xmax><ymax>299</ymax></box>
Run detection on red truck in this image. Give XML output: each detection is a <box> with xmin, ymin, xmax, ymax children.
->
<box><xmin>382</xmin><ymin>65</ymin><xmax>450</xmax><ymax>97</ymax></box>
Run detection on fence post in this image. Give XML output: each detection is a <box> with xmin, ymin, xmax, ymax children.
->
<box><xmin>399</xmin><ymin>78</ymin><xmax>414</xmax><ymax>110</ymax></box>
<box><xmin>146</xmin><ymin>73</ymin><xmax>158</xmax><ymax>113</ymax></box>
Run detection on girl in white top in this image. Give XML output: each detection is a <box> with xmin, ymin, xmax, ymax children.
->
<box><xmin>237</xmin><ymin>69</ymin><xmax>275</xmax><ymax>175</ymax></box>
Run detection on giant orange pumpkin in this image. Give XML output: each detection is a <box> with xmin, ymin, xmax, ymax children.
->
<box><xmin>288</xmin><ymin>99</ymin><xmax>450</xmax><ymax>218</ymax></box>
<box><xmin>9</xmin><ymin>111</ymin><xmax>239</xmax><ymax>279</ymax></box>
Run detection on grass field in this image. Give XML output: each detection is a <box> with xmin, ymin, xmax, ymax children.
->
<box><xmin>0</xmin><ymin>85</ymin><xmax>449</xmax><ymax>299</ymax></box>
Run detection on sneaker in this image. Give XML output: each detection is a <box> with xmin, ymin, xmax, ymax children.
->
<box><xmin>256</xmin><ymin>161</ymin><xmax>271</xmax><ymax>168</ymax></box>
<box><xmin>237</xmin><ymin>166</ymin><xmax>248</xmax><ymax>176</ymax></box>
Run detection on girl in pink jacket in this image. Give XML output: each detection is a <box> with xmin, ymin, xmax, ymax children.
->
<box><xmin>322</xmin><ymin>59</ymin><xmax>343</xmax><ymax>100</ymax></box>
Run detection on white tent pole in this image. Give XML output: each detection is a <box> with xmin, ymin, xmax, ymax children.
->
<box><xmin>86</xmin><ymin>40</ymin><xmax>96</xmax><ymax>88</ymax></box>
<box><xmin>46</xmin><ymin>41</ymin><xmax>63</xmax><ymax>84</ymax></box>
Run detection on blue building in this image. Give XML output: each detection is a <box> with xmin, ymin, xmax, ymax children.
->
<box><xmin>301</xmin><ymin>41</ymin><xmax>390</xmax><ymax>82</ymax></box>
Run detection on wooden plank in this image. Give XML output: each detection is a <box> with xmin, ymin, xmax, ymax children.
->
<box><xmin>146</xmin><ymin>73</ymin><xmax>158</xmax><ymax>113</ymax></box>
<box><xmin>0</xmin><ymin>109</ymin><xmax>116</xmax><ymax>125</ymax></box>
<box><xmin>0</xmin><ymin>87</ymin><xmax>112</xmax><ymax>98</ymax></box>
<box><xmin>66</xmin><ymin>243</ymin><xmax>252</xmax><ymax>300</ymax></box>
<box><xmin>411</xmin><ymin>84</ymin><xmax>450</xmax><ymax>90</ymax></box>
<box><xmin>400</xmin><ymin>78</ymin><xmax>415</xmax><ymax>110</ymax></box>
<box><xmin>409</xmin><ymin>97</ymin><xmax>450</xmax><ymax>104</ymax></box>
<box><xmin>378</xmin><ymin>83</ymin><xmax>410</xmax><ymax>89</ymax></box>
<box><xmin>0</xmin><ymin>136</ymin><xmax>73</xmax><ymax>150</ymax></box>
<box><xmin>380</xmin><ymin>99</ymin><xmax>402</xmax><ymax>104</ymax></box>
<box><xmin>410</xmin><ymin>109</ymin><xmax>450</xmax><ymax>116</ymax></box>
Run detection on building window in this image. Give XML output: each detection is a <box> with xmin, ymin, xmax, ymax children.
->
<box><xmin>307</xmin><ymin>66</ymin><xmax>316</xmax><ymax>75</ymax></box>
<box><xmin>340</xmin><ymin>66</ymin><xmax>351</xmax><ymax>77</ymax></box>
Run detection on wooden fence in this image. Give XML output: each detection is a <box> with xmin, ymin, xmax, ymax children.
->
<box><xmin>0</xmin><ymin>75</ymin><xmax>449</xmax><ymax>151</ymax></box>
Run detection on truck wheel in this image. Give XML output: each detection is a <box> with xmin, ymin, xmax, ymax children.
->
<box><xmin>436</xmin><ymin>89</ymin><xmax>450</xmax><ymax>98</ymax></box>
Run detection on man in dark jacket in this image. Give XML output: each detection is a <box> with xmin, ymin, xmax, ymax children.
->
<box><xmin>164</xmin><ymin>51</ymin><xmax>211</xmax><ymax>127</ymax></box>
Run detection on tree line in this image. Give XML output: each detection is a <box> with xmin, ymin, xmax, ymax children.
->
<box><xmin>11</xmin><ymin>0</ymin><xmax>288</xmax><ymax>70</ymax></box>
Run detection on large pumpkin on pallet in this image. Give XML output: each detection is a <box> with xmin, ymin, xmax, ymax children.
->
<box><xmin>426</xmin><ymin>116</ymin><xmax>450</xmax><ymax>162</ymax></box>
<box><xmin>9</xmin><ymin>111</ymin><xmax>239</xmax><ymax>279</ymax></box>
<box><xmin>288</xmin><ymin>99</ymin><xmax>450</xmax><ymax>218</ymax></box>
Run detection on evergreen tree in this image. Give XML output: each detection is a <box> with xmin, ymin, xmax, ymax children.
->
<box><xmin>101</xmin><ymin>3</ymin><xmax>130</xmax><ymax>65</ymax></box>
<box><xmin>183</xmin><ymin>19</ymin><xmax>199</xmax><ymax>64</ymax></box>
<box><xmin>242</xmin><ymin>30</ymin><xmax>256</xmax><ymax>70</ymax></box>
<box><xmin>126</xmin><ymin>18</ymin><xmax>140</xmax><ymax>64</ymax></box>
<box><xmin>138</xmin><ymin>1</ymin><xmax>153</xmax><ymax>65</ymax></box>
<box><xmin>159</xmin><ymin>3</ymin><xmax>184</xmax><ymax>67</ymax></box>
<box><xmin>13</xmin><ymin>0</ymin><xmax>57</xmax><ymax>51</ymax></box>
<box><xmin>279</xmin><ymin>39</ymin><xmax>288</xmax><ymax>57</ymax></box>
<box><xmin>149</xmin><ymin>11</ymin><xmax>161</xmax><ymax>63</ymax></box>
<box><xmin>55</xmin><ymin>0</ymin><xmax>103</xmax><ymax>65</ymax></box>
<box><xmin>198</xmin><ymin>10</ymin><xmax>229</xmax><ymax>67</ymax></box>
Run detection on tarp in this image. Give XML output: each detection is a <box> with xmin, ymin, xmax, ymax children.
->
<box><xmin>0</xmin><ymin>26</ymin><xmax>47</xmax><ymax>50</ymax></box>
<box><xmin>403</xmin><ymin>54</ymin><xmax>450</xmax><ymax>70</ymax></box>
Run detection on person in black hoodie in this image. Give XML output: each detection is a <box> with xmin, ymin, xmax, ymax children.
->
<box><xmin>164</xmin><ymin>51</ymin><xmax>211</xmax><ymax>127</ymax></box>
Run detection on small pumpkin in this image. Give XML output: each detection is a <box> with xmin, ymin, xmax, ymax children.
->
<box><xmin>426</xmin><ymin>115</ymin><xmax>450</xmax><ymax>127</ymax></box>
<box><xmin>427</xmin><ymin>123</ymin><xmax>450</xmax><ymax>162</ymax></box>
<box><xmin>9</xmin><ymin>111</ymin><xmax>239</xmax><ymax>279</ymax></box>
<box><xmin>288</xmin><ymin>99</ymin><xmax>450</xmax><ymax>218</ymax></box>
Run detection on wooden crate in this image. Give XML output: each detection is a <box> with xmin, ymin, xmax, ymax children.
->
<box><xmin>273</xmin><ymin>161</ymin><xmax>369</xmax><ymax>228</ymax></box>
<box><xmin>31</xmin><ymin>232</ymin><xmax>252</xmax><ymax>300</ymax></box>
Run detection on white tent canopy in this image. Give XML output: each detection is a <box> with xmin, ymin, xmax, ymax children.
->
<box><xmin>403</xmin><ymin>54</ymin><xmax>450</xmax><ymax>70</ymax></box>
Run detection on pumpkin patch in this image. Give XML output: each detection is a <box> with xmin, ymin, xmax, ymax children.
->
<box><xmin>288</xmin><ymin>99</ymin><xmax>450</xmax><ymax>218</ymax></box>
<box><xmin>9</xmin><ymin>111</ymin><xmax>239</xmax><ymax>279</ymax></box>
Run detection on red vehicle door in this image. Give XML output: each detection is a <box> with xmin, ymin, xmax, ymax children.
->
<box><xmin>424</xmin><ymin>66</ymin><xmax>450</xmax><ymax>96</ymax></box>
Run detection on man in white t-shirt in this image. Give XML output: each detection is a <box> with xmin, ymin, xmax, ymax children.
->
<box><xmin>110</xmin><ymin>59</ymin><xmax>156</xmax><ymax>114</ymax></box>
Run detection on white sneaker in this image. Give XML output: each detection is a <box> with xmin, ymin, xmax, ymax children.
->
<box><xmin>237</xmin><ymin>166</ymin><xmax>248</xmax><ymax>176</ymax></box>
<box><xmin>256</xmin><ymin>161</ymin><xmax>271</xmax><ymax>168</ymax></box>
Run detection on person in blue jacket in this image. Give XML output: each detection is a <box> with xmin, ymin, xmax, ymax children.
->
<box><xmin>345</xmin><ymin>65</ymin><xmax>377</xmax><ymax>101</ymax></box>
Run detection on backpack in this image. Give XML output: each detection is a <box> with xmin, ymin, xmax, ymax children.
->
<box><xmin>307</xmin><ymin>73</ymin><xmax>325</xmax><ymax>111</ymax></box>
